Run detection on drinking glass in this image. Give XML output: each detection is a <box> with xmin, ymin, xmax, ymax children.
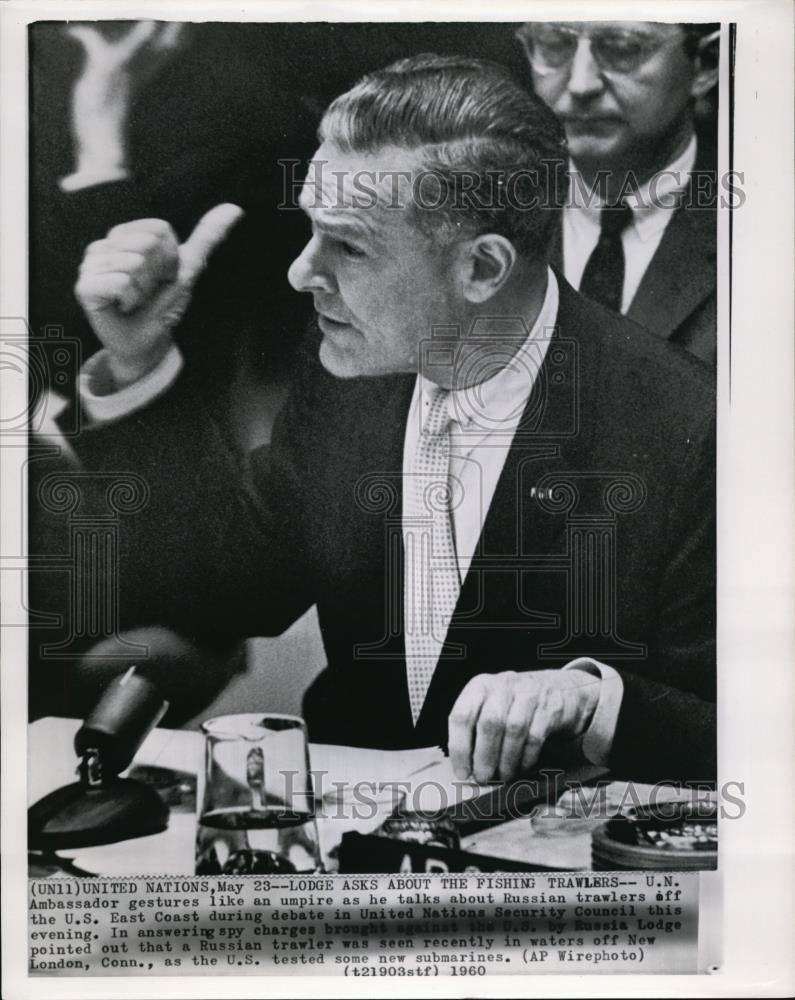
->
<box><xmin>195</xmin><ymin>713</ymin><xmax>322</xmax><ymax>874</ymax></box>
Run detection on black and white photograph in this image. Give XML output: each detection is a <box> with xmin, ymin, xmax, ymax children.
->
<box><xmin>2</xmin><ymin>0</ymin><xmax>793</xmax><ymax>994</ymax></box>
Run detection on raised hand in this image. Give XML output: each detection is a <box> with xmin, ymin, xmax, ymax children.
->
<box><xmin>75</xmin><ymin>204</ymin><xmax>244</xmax><ymax>387</ymax></box>
<box><xmin>63</xmin><ymin>21</ymin><xmax>184</xmax><ymax>188</ymax></box>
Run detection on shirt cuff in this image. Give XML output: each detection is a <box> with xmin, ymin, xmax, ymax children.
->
<box><xmin>79</xmin><ymin>346</ymin><xmax>183</xmax><ymax>423</ymax></box>
<box><xmin>561</xmin><ymin>657</ymin><xmax>624</xmax><ymax>766</ymax></box>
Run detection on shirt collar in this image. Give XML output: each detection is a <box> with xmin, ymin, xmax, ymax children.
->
<box><xmin>417</xmin><ymin>268</ymin><xmax>559</xmax><ymax>434</ymax></box>
<box><xmin>569</xmin><ymin>134</ymin><xmax>698</xmax><ymax>243</ymax></box>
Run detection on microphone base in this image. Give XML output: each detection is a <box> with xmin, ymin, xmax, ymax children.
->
<box><xmin>28</xmin><ymin>777</ymin><xmax>169</xmax><ymax>850</ymax></box>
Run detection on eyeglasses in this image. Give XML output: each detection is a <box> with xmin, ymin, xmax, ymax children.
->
<box><xmin>517</xmin><ymin>23</ymin><xmax>684</xmax><ymax>77</ymax></box>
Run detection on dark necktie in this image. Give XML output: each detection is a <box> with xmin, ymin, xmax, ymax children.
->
<box><xmin>578</xmin><ymin>200</ymin><xmax>634</xmax><ymax>313</ymax></box>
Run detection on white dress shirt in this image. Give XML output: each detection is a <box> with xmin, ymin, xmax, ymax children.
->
<box><xmin>79</xmin><ymin>269</ymin><xmax>623</xmax><ymax>764</ymax></box>
<box><xmin>563</xmin><ymin>135</ymin><xmax>698</xmax><ymax>313</ymax></box>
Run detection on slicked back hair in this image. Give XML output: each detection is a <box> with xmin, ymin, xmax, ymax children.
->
<box><xmin>318</xmin><ymin>53</ymin><xmax>569</xmax><ymax>261</ymax></box>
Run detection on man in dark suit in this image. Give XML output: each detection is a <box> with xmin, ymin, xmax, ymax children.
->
<box><xmin>517</xmin><ymin>21</ymin><xmax>720</xmax><ymax>364</ymax></box>
<box><xmin>67</xmin><ymin>55</ymin><xmax>715</xmax><ymax>785</ymax></box>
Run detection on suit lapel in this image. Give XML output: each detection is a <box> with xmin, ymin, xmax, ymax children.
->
<box><xmin>349</xmin><ymin>370</ymin><xmax>415</xmax><ymax>579</ymax></box>
<box><xmin>327</xmin><ymin>371</ymin><xmax>414</xmax><ymax>657</ymax></box>
<box><xmin>416</xmin><ymin>288</ymin><xmax>601</xmax><ymax>739</ymax></box>
<box><xmin>459</xmin><ymin>282</ymin><xmax>599</xmax><ymax>605</ymax></box>
<box><xmin>319</xmin><ymin>374</ymin><xmax>417</xmax><ymax>742</ymax></box>
<box><xmin>626</xmin><ymin>198</ymin><xmax>716</xmax><ymax>342</ymax></box>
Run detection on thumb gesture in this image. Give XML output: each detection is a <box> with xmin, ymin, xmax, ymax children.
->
<box><xmin>76</xmin><ymin>204</ymin><xmax>244</xmax><ymax>386</ymax></box>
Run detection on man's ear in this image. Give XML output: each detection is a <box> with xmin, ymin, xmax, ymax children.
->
<box><xmin>458</xmin><ymin>234</ymin><xmax>517</xmax><ymax>303</ymax></box>
<box><xmin>690</xmin><ymin>29</ymin><xmax>720</xmax><ymax>99</ymax></box>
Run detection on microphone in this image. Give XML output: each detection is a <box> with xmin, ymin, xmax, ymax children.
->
<box><xmin>29</xmin><ymin>667</ymin><xmax>170</xmax><ymax>850</ymax></box>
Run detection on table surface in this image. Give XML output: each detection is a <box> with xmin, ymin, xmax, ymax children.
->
<box><xmin>29</xmin><ymin>717</ymin><xmax>675</xmax><ymax>875</ymax></box>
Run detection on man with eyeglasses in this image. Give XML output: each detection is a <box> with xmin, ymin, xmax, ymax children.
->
<box><xmin>518</xmin><ymin>21</ymin><xmax>720</xmax><ymax>364</ymax></box>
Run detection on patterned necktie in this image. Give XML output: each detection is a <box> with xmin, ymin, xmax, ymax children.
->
<box><xmin>578</xmin><ymin>200</ymin><xmax>634</xmax><ymax>313</ymax></box>
<box><xmin>403</xmin><ymin>385</ymin><xmax>461</xmax><ymax>725</ymax></box>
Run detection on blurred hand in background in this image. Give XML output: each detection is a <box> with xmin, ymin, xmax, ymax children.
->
<box><xmin>62</xmin><ymin>21</ymin><xmax>185</xmax><ymax>190</ymax></box>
